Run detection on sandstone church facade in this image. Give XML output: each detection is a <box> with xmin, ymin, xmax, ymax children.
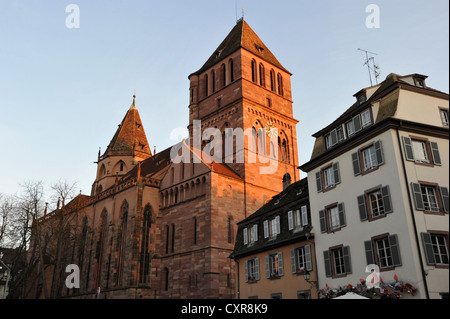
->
<box><xmin>23</xmin><ymin>19</ymin><xmax>300</xmax><ymax>299</ymax></box>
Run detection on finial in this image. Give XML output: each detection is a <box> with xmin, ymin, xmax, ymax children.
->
<box><xmin>130</xmin><ymin>94</ymin><xmax>137</xmax><ymax>110</ymax></box>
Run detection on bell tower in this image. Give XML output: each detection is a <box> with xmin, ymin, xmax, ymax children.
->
<box><xmin>92</xmin><ymin>95</ymin><xmax>152</xmax><ymax>195</ymax></box>
<box><xmin>187</xmin><ymin>19</ymin><xmax>299</xmax><ymax>211</ymax></box>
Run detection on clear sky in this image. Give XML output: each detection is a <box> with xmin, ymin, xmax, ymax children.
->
<box><xmin>0</xmin><ymin>0</ymin><xmax>448</xmax><ymax>198</ymax></box>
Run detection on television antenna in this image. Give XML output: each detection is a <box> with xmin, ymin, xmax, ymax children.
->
<box><xmin>357</xmin><ymin>48</ymin><xmax>381</xmax><ymax>86</ymax></box>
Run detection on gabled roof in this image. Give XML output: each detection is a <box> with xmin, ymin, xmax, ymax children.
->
<box><xmin>190</xmin><ymin>19</ymin><xmax>290</xmax><ymax>77</ymax></box>
<box><xmin>102</xmin><ymin>95</ymin><xmax>152</xmax><ymax>159</ymax></box>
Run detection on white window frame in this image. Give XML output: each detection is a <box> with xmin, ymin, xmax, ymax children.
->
<box><xmin>361</xmin><ymin>109</ymin><xmax>372</xmax><ymax>128</ymax></box>
<box><xmin>323</xmin><ymin>166</ymin><xmax>335</xmax><ymax>189</ymax></box>
<box><xmin>270</xmin><ymin>253</ymin><xmax>280</xmax><ymax>276</ymax></box>
<box><xmin>411</xmin><ymin>140</ymin><xmax>430</xmax><ymax>163</ymax></box>
<box><xmin>362</xmin><ymin>145</ymin><xmax>378</xmax><ymax>171</ymax></box>
<box><xmin>431</xmin><ymin>234</ymin><xmax>449</xmax><ymax>265</ymax></box>
<box><xmin>329</xmin><ymin>206</ymin><xmax>340</xmax><ymax>230</ymax></box>
<box><xmin>440</xmin><ymin>109</ymin><xmax>449</xmax><ymax>126</ymax></box>
<box><xmin>375</xmin><ymin>237</ymin><xmax>394</xmax><ymax>269</ymax></box>
<box><xmin>368</xmin><ymin>190</ymin><xmax>385</xmax><ymax>217</ymax></box>
<box><xmin>421</xmin><ymin>185</ymin><xmax>439</xmax><ymax>212</ymax></box>
<box><xmin>346</xmin><ymin>120</ymin><xmax>355</xmax><ymax>137</ymax></box>
<box><xmin>333</xmin><ymin>248</ymin><xmax>345</xmax><ymax>275</ymax></box>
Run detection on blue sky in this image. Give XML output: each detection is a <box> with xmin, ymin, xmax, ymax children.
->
<box><xmin>0</xmin><ymin>0</ymin><xmax>448</xmax><ymax>197</ymax></box>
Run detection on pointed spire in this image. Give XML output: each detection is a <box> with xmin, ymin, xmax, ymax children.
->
<box><xmin>130</xmin><ymin>94</ymin><xmax>137</xmax><ymax>110</ymax></box>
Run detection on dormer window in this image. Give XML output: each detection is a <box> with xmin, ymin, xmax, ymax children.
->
<box><xmin>414</xmin><ymin>78</ymin><xmax>425</xmax><ymax>88</ymax></box>
<box><xmin>357</xmin><ymin>93</ymin><xmax>367</xmax><ymax>105</ymax></box>
<box><xmin>215</xmin><ymin>50</ymin><xmax>222</xmax><ymax>58</ymax></box>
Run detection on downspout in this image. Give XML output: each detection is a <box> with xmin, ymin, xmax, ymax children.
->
<box><xmin>395</xmin><ymin>125</ymin><xmax>430</xmax><ymax>299</ymax></box>
<box><xmin>232</xmin><ymin>257</ymin><xmax>240</xmax><ymax>299</ymax></box>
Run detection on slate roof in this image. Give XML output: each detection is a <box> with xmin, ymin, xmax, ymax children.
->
<box><xmin>190</xmin><ymin>19</ymin><xmax>290</xmax><ymax>77</ymax></box>
<box><xmin>230</xmin><ymin>178</ymin><xmax>310</xmax><ymax>259</ymax></box>
<box><xmin>306</xmin><ymin>73</ymin><xmax>449</xmax><ymax>162</ymax></box>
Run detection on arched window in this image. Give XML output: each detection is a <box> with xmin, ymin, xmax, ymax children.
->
<box><xmin>164</xmin><ymin>191</ymin><xmax>169</xmax><ymax>207</ymax></box>
<box><xmin>204</xmin><ymin>74</ymin><xmax>209</xmax><ymax>97</ymax></box>
<box><xmin>251</xmin><ymin>127</ymin><xmax>257</xmax><ymax>153</ymax></box>
<box><xmin>139</xmin><ymin>204</ymin><xmax>152</xmax><ymax>284</ymax></box>
<box><xmin>180</xmin><ymin>185</ymin><xmax>184</xmax><ymax>202</ymax></box>
<box><xmin>283</xmin><ymin>173</ymin><xmax>291</xmax><ymax>190</ymax></box>
<box><xmin>227</xmin><ymin>217</ymin><xmax>233</xmax><ymax>243</ymax></box>
<box><xmin>211</xmin><ymin>70</ymin><xmax>216</xmax><ymax>93</ymax></box>
<box><xmin>165</xmin><ymin>225</ymin><xmax>170</xmax><ymax>254</ymax></box>
<box><xmin>259</xmin><ymin>63</ymin><xmax>265</xmax><ymax>87</ymax></box>
<box><xmin>99</xmin><ymin>164</ymin><xmax>106</xmax><ymax>178</ymax></box>
<box><xmin>95</xmin><ymin>209</ymin><xmax>108</xmax><ymax>288</ymax></box>
<box><xmin>174</xmin><ymin>187</ymin><xmax>179</xmax><ymax>204</ymax></box>
<box><xmin>116</xmin><ymin>201</ymin><xmax>128</xmax><ymax>286</ymax></box>
<box><xmin>229</xmin><ymin>59</ymin><xmax>234</xmax><ymax>82</ymax></box>
<box><xmin>193</xmin><ymin>217</ymin><xmax>198</xmax><ymax>245</ymax></box>
<box><xmin>185</xmin><ymin>183</ymin><xmax>189</xmax><ymax>201</ymax></box>
<box><xmin>270</xmin><ymin>69</ymin><xmax>276</xmax><ymax>92</ymax></box>
<box><xmin>251</xmin><ymin>59</ymin><xmax>257</xmax><ymax>83</ymax></box>
<box><xmin>257</xmin><ymin>127</ymin><xmax>266</xmax><ymax>155</ymax></box>
<box><xmin>164</xmin><ymin>268</ymin><xmax>169</xmax><ymax>291</ymax></box>
<box><xmin>171</xmin><ymin>224</ymin><xmax>175</xmax><ymax>253</ymax></box>
<box><xmin>221</xmin><ymin>63</ymin><xmax>226</xmax><ymax>87</ymax></box>
<box><xmin>277</xmin><ymin>73</ymin><xmax>284</xmax><ymax>96</ymax></box>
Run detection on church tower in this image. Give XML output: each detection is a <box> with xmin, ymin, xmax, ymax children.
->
<box><xmin>188</xmin><ymin>19</ymin><xmax>299</xmax><ymax>212</ymax></box>
<box><xmin>92</xmin><ymin>95</ymin><xmax>152</xmax><ymax>195</ymax></box>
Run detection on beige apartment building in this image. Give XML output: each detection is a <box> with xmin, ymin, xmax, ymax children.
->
<box><xmin>230</xmin><ymin>178</ymin><xmax>318</xmax><ymax>299</ymax></box>
<box><xmin>300</xmin><ymin>73</ymin><xmax>449</xmax><ymax>299</ymax></box>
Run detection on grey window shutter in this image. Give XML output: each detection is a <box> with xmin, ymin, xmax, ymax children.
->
<box><xmin>301</xmin><ymin>205</ymin><xmax>308</xmax><ymax>226</ymax></box>
<box><xmin>343</xmin><ymin>246</ymin><xmax>352</xmax><ymax>274</ymax></box>
<box><xmin>263</xmin><ymin>220</ymin><xmax>269</xmax><ymax>238</ymax></box>
<box><xmin>315</xmin><ymin>171</ymin><xmax>323</xmax><ymax>192</ymax></box>
<box><xmin>364</xmin><ymin>240</ymin><xmax>375</xmax><ymax>265</ymax></box>
<box><xmin>388</xmin><ymin>234</ymin><xmax>402</xmax><ymax>266</ymax></box>
<box><xmin>402</xmin><ymin>136</ymin><xmax>414</xmax><ymax>161</ymax></box>
<box><xmin>333</xmin><ymin>162</ymin><xmax>341</xmax><ymax>185</ymax></box>
<box><xmin>358</xmin><ymin>195</ymin><xmax>368</xmax><ymax>221</ymax></box>
<box><xmin>319</xmin><ymin>210</ymin><xmax>327</xmax><ymax>233</ymax></box>
<box><xmin>411</xmin><ymin>183</ymin><xmax>425</xmax><ymax>211</ymax></box>
<box><xmin>290</xmin><ymin>249</ymin><xmax>296</xmax><ymax>273</ymax></box>
<box><xmin>353</xmin><ymin>114</ymin><xmax>362</xmax><ymax>133</ymax></box>
<box><xmin>381</xmin><ymin>185</ymin><xmax>393</xmax><ymax>214</ymax></box>
<box><xmin>278</xmin><ymin>252</ymin><xmax>284</xmax><ymax>276</ymax></box>
<box><xmin>429</xmin><ymin>141</ymin><xmax>441</xmax><ymax>165</ymax></box>
<box><xmin>374</xmin><ymin>140</ymin><xmax>384</xmax><ymax>166</ymax></box>
<box><xmin>421</xmin><ymin>232</ymin><xmax>436</xmax><ymax>265</ymax></box>
<box><xmin>338</xmin><ymin>203</ymin><xmax>346</xmax><ymax>227</ymax></box>
<box><xmin>439</xmin><ymin>187</ymin><xmax>449</xmax><ymax>213</ymax></box>
<box><xmin>265</xmin><ymin>255</ymin><xmax>270</xmax><ymax>278</ymax></box>
<box><xmin>243</xmin><ymin>228</ymin><xmax>248</xmax><ymax>245</ymax></box>
<box><xmin>255</xmin><ymin>258</ymin><xmax>260</xmax><ymax>280</ymax></box>
<box><xmin>323</xmin><ymin>251</ymin><xmax>332</xmax><ymax>277</ymax></box>
<box><xmin>330</xmin><ymin>129</ymin><xmax>338</xmax><ymax>146</ymax></box>
<box><xmin>352</xmin><ymin>152</ymin><xmax>361</xmax><ymax>176</ymax></box>
<box><xmin>305</xmin><ymin>245</ymin><xmax>312</xmax><ymax>271</ymax></box>
<box><xmin>253</xmin><ymin>224</ymin><xmax>258</xmax><ymax>242</ymax></box>
<box><xmin>275</xmin><ymin>215</ymin><xmax>281</xmax><ymax>234</ymax></box>
<box><xmin>288</xmin><ymin>211</ymin><xmax>294</xmax><ymax>230</ymax></box>
<box><xmin>244</xmin><ymin>260</ymin><xmax>248</xmax><ymax>282</ymax></box>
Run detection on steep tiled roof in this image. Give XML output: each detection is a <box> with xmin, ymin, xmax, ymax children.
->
<box><xmin>190</xmin><ymin>19</ymin><xmax>290</xmax><ymax>77</ymax></box>
<box><xmin>103</xmin><ymin>96</ymin><xmax>152</xmax><ymax>159</ymax></box>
